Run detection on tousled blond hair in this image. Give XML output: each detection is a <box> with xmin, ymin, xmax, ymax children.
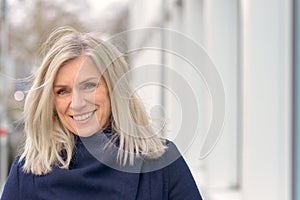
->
<box><xmin>20</xmin><ymin>27</ymin><xmax>166</xmax><ymax>175</ymax></box>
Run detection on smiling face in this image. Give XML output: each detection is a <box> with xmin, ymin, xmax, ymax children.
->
<box><xmin>53</xmin><ymin>55</ymin><xmax>111</xmax><ymax>137</ymax></box>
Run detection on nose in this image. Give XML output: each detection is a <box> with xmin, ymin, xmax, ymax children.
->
<box><xmin>70</xmin><ymin>90</ymin><xmax>86</xmax><ymax>111</ymax></box>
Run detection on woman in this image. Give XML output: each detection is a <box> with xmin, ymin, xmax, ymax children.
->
<box><xmin>1</xmin><ymin>27</ymin><xmax>202</xmax><ymax>199</ymax></box>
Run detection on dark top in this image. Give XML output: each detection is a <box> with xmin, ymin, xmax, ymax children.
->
<box><xmin>1</xmin><ymin>129</ymin><xmax>202</xmax><ymax>200</ymax></box>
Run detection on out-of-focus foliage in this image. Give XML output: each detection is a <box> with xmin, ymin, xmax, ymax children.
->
<box><xmin>8</xmin><ymin>0</ymin><xmax>129</xmax><ymax>76</ymax></box>
<box><xmin>9</xmin><ymin>0</ymin><xmax>89</xmax><ymax>72</ymax></box>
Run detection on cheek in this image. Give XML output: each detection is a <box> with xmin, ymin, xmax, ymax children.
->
<box><xmin>95</xmin><ymin>88</ymin><xmax>110</xmax><ymax>103</ymax></box>
<box><xmin>54</xmin><ymin>99</ymin><xmax>74</xmax><ymax>130</ymax></box>
<box><xmin>54</xmin><ymin>100</ymin><xmax>62</xmax><ymax>113</ymax></box>
<box><xmin>104</xmin><ymin>100</ymin><xmax>112</xmax><ymax>114</ymax></box>
<box><xmin>94</xmin><ymin>91</ymin><xmax>111</xmax><ymax>113</ymax></box>
<box><xmin>54</xmin><ymin>98</ymin><xmax>68</xmax><ymax>114</ymax></box>
<box><xmin>96</xmin><ymin>97</ymin><xmax>111</xmax><ymax>111</ymax></box>
<box><xmin>104</xmin><ymin>94</ymin><xmax>111</xmax><ymax>111</ymax></box>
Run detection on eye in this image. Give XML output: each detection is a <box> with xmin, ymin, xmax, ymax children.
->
<box><xmin>82</xmin><ymin>82</ymin><xmax>98</xmax><ymax>90</ymax></box>
<box><xmin>56</xmin><ymin>89</ymin><xmax>69</xmax><ymax>95</ymax></box>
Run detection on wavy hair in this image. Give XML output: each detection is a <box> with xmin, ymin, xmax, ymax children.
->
<box><xmin>20</xmin><ymin>27</ymin><xmax>167</xmax><ymax>175</ymax></box>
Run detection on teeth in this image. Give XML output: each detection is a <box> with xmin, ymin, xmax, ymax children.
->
<box><xmin>73</xmin><ymin>111</ymin><xmax>94</xmax><ymax>121</ymax></box>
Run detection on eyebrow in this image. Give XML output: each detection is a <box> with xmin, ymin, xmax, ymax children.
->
<box><xmin>53</xmin><ymin>77</ymin><xmax>100</xmax><ymax>88</ymax></box>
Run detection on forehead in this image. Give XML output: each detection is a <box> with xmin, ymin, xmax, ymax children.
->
<box><xmin>54</xmin><ymin>55</ymin><xmax>101</xmax><ymax>84</ymax></box>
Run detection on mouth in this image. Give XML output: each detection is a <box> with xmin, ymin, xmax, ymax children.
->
<box><xmin>71</xmin><ymin>110</ymin><xmax>96</xmax><ymax>121</ymax></box>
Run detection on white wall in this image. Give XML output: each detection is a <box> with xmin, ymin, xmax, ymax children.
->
<box><xmin>200</xmin><ymin>0</ymin><xmax>239</xmax><ymax>190</ymax></box>
<box><xmin>128</xmin><ymin>0</ymin><xmax>293</xmax><ymax>199</ymax></box>
<box><xmin>167</xmin><ymin>1</ymin><xmax>240</xmax><ymax>198</ymax></box>
<box><xmin>241</xmin><ymin>0</ymin><xmax>293</xmax><ymax>199</ymax></box>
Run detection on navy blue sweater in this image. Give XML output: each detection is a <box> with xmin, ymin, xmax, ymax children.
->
<box><xmin>1</xmin><ymin>132</ymin><xmax>202</xmax><ymax>200</ymax></box>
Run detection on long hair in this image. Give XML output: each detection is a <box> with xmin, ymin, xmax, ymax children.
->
<box><xmin>20</xmin><ymin>27</ymin><xmax>167</xmax><ymax>175</ymax></box>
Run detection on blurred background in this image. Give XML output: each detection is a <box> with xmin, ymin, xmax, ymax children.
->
<box><xmin>0</xmin><ymin>0</ymin><xmax>297</xmax><ymax>199</ymax></box>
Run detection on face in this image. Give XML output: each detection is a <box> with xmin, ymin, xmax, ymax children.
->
<box><xmin>53</xmin><ymin>55</ymin><xmax>111</xmax><ymax>137</ymax></box>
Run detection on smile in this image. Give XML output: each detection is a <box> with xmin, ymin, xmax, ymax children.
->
<box><xmin>72</xmin><ymin>110</ymin><xmax>96</xmax><ymax>121</ymax></box>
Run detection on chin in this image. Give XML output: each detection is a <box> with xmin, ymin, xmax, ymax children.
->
<box><xmin>73</xmin><ymin>126</ymin><xmax>102</xmax><ymax>138</ymax></box>
<box><xmin>75</xmin><ymin>132</ymin><xmax>95</xmax><ymax>137</ymax></box>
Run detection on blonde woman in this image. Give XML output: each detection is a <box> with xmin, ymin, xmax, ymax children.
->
<box><xmin>1</xmin><ymin>27</ymin><xmax>202</xmax><ymax>200</ymax></box>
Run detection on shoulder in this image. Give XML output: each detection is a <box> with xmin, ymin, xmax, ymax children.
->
<box><xmin>163</xmin><ymin>140</ymin><xmax>203</xmax><ymax>200</ymax></box>
<box><xmin>163</xmin><ymin>140</ymin><xmax>191</xmax><ymax>175</ymax></box>
<box><xmin>140</xmin><ymin>139</ymin><xmax>181</xmax><ymax>173</ymax></box>
<box><xmin>7</xmin><ymin>156</ymin><xmax>23</xmax><ymax>177</ymax></box>
<box><xmin>142</xmin><ymin>140</ymin><xmax>202</xmax><ymax>199</ymax></box>
<box><xmin>1</xmin><ymin>156</ymin><xmax>22</xmax><ymax>199</ymax></box>
<box><xmin>1</xmin><ymin>156</ymin><xmax>40</xmax><ymax>200</ymax></box>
